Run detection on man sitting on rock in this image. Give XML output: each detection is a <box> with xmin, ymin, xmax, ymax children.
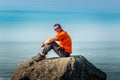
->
<box><xmin>32</xmin><ymin>24</ymin><xmax>72</xmax><ymax>61</ymax></box>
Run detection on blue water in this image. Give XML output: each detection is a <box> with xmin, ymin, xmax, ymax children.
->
<box><xmin>0</xmin><ymin>41</ymin><xmax>120</xmax><ymax>80</ymax></box>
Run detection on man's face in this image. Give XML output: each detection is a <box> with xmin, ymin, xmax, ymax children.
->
<box><xmin>54</xmin><ymin>25</ymin><xmax>62</xmax><ymax>33</ymax></box>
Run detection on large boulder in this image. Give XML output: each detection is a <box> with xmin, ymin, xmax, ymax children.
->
<box><xmin>11</xmin><ymin>55</ymin><xmax>107</xmax><ymax>80</ymax></box>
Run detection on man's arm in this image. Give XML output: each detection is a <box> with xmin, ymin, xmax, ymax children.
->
<box><xmin>41</xmin><ymin>36</ymin><xmax>57</xmax><ymax>47</ymax></box>
<box><xmin>44</xmin><ymin>37</ymin><xmax>57</xmax><ymax>44</ymax></box>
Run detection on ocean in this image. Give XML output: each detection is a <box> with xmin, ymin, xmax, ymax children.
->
<box><xmin>0</xmin><ymin>41</ymin><xmax>120</xmax><ymax>80</ymax></box>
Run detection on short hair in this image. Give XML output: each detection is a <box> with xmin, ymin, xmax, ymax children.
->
<box><xmin>54</xmin><ymin>24</ymin><xmax>62</xmax><ymax>28</ymax></box>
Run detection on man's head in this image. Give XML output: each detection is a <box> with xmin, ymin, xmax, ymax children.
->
<box><xmin>54</xmin><ymin>24</ymin><xmax>63</xmax><ymax>33</ymax></box>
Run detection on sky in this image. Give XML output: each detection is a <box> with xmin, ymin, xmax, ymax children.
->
<box><xmin>0</xmin><ymin>0</ymin><xmax>120</xmax><ymax>42</ymax></box>
<box><xmin>0</xmin><ymin>0</ymin><xmax>120</xmax><ymax>12</ymax></box>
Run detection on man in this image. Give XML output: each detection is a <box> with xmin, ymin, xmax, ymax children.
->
<box><xmin>32</xmin><ymin>24</ymin><xmax>72</xmax><ymax>61</ymax></box>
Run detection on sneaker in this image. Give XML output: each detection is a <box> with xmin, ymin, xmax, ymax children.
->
<box><xmin>32</xmin><ymin>53</ymin><xmax>46</xmax><ymax>62</ymax></box>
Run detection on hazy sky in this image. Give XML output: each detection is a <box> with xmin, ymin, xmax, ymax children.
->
<box><xmin>0</xmin><ymin>0</ymin><xmax>120</xmax><ymax>12</ymax></box>
<box><xmin>0</xmin><ymin>0</ymin><xmax>120</xmax><ymax>42</ymax></box>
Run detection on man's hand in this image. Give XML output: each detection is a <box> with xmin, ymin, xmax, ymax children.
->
<box><xmin>41</xmin><ymin>42</ymin><xmax>45</xmax><ymax>48</ymax></box>
<box><xmin>41</xmin><ymin>37</ymin><xmax>57</xmax><ymax>48</ymax></box>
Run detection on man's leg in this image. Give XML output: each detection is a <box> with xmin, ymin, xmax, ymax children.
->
<box><xmin>32</xmin><ymin>41</ymin><xmax>70</xmax><ymax>61</ymax></box>
<box><xmin>32</xmin><ymin>43</ymin><xmax>53</xmax><ymax>61</ymax></box>
<box><xmin>50</xmin><ymin>42</ymin><xmax>70</xmax><ymax>57</ymax></box>
<box><xmin>41</xmin><ymin>42</ymin><xmax>70</xmax><ymax>57</ymax></box>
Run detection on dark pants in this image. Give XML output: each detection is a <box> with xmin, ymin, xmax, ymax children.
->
<box><xmin>42</xmin><ymin>42</ymin><xmax>70</xmax><ymax>57</ymax></box>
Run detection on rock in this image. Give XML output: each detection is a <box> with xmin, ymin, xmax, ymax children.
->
<box><xmin>11</xmin><ymin>55</ymin><xmax>107</xmax><ymax>80</ymax></box>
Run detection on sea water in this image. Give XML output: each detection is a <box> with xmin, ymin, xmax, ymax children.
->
<box><xmin>0</xmin><ymin>41</ymin><xmax>120</xmax><ymax>80</ymax></box>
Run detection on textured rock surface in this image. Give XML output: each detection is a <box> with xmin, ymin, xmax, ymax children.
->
<box><xmin>11</xmin><ymin>55</ymin><xmax>107</xmax><ymax>80</ymax></box>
